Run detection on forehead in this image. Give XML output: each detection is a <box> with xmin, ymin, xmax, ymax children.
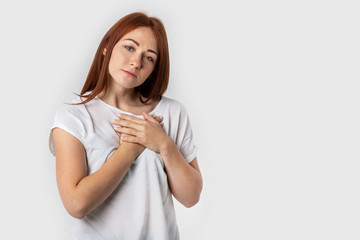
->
<box><xmin>120</xmin><ymin>27</ymin><xmax>158</xmax><ymax>51</ymax></box>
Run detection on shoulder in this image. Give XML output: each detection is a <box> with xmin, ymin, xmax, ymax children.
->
<box><xmin>159</xmin><ymin>96</ymin><xmax>192</xmax><ymax>125</ymax></box>
<box><xmin>160</xmin><ymin>96</ymin><xmax>187</xmax><ymax>113</ymax></box>
<box><xmin>54</xmin><ymin>95</ymin><xmax>90</xmax><ymax>122</ymax></box>
<box><xmin>56</xmin><ymin>101</ymin><xmax>83</xmax><ymax>116</ymax></box>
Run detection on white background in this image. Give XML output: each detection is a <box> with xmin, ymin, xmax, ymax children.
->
<box><xmin>0</xmin><ymin>0</ymin><xmax>359</xmax><ymax>239</ymax></box>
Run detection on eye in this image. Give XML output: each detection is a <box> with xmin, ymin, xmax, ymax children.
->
<box><xmin>125</xmin><ymin>46</ymin><xmax>134</xmax><ymax>51</ymax></box>
<box><xmin>145</xmin><ymin>55</ymin><xmax>154</xmax><ymax>62</ymax></box>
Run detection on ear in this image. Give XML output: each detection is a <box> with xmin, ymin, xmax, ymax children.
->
<box><xmin>103</xmin><ymin>48</ymin><xmax>107</xmax><ymax>55</ymax></box>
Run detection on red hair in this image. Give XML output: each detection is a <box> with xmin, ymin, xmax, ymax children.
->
<box><xmin>76</xmin><ymin>12</ymin><xmax>169</xmax><ymax>104</ymax></box>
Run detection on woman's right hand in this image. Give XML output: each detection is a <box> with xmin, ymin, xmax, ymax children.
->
<box><xmin>116</xmin><ymin>115</ymin><xmax>164</xmax><ymax>156</ymax></box>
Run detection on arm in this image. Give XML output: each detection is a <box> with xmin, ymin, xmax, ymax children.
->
<box><xmin>52</xmin><ymin>128</ymin><xmax>144</xmax><ymax>219</ymax></box>
<box><xmin>160</xmin><ymin>141</ymin><xmax>202</xmax><ymax>208</ymax></box>
<box><xmin>115</xmin><ymin>113</ymin><xmax>203</xmax><ymax>208</ymax></box>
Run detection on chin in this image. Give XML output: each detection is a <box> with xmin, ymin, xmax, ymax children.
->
<box><xmin>113</xmin><ymin>79</ymin><xmax>143</xmax><ymax>89</ymax></box>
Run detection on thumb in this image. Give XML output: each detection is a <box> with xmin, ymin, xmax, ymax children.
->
<box><xmin>142</xmin><ymin>112</ymin><xmax>158</xmax><ymax>123</ymax></box>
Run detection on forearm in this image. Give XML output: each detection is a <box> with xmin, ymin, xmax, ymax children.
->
<box><xmin>69</xmin><ymin>143</ymin><xmax>141</xmax><ymax>218</ymax></box>
<box><xmin>160</xmin><ymin>139</ymin><xmax>203</xmax><ymax>208</ymax></box>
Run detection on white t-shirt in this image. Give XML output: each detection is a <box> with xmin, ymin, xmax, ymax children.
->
<box><xmin>49</xmin><ymin>95</ymin><xmax>197</xmax><ymax>240</ymax></box>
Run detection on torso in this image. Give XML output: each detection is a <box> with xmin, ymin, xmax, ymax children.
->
<box><xmin>49</xmin><ymin>95</ymin><xmax>196</xmax><ymax>239</ymax></box>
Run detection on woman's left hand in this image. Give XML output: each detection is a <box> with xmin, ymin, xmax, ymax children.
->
<box><xmin>113</xmin><ymin>112</ymin><xmax>171</xmax><ymax>153</ymax></box>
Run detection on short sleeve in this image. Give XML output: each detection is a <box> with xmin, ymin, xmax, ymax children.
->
<box><xmin>176</xmin><ymin>103</ymin><xmax>198</xmax><ymax>163</ymax></box>
<box><xmin>49</xmin><ymin>105</ymin><xmax>85</xmax><ymax>156</ymax></box>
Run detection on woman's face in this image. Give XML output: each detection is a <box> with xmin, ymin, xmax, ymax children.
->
<box><xmin>108</xmin><ymin>27</ymin><xmax>158</xmax><ymax>90</ymax></box>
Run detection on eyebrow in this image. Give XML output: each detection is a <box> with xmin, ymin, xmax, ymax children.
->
<box><xmin>124</xmin><ymin>38</ymin><xmax>158</xmax><ymax>56</ymax></box>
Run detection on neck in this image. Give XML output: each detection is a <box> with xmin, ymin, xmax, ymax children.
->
<box><xmin>98</xmin><ymin>80</ymin><xmax>142</xmax><ymax>109</ymax></box>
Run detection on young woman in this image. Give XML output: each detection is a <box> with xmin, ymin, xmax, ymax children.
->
<box><xmin>49</xmin><ymin>12</ymin><xmax>202</xmax><ymax>239</ymax></box>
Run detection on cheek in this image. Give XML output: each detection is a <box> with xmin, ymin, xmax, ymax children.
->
<box><xmin>109</xmin><ymin>55</ymin><xmax>123</xmax><ymax>72</ymax></box>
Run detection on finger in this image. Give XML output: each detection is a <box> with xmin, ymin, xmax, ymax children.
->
<box><xmin>142</xmin><ymin>112</ymin><xmax>158</xmax><ymax>123</ymax></box>
<box><xmin>152</xmin><ymin>115</ymin><xmax>163</xmax><ymax>123</ymax></box>
<box><xmin>112</xmin><ymin>119</ymin><xmax>121</xmax><ymax>127</ymax></box>
<box><xmin>113</xmin><ymin>119</ymin><xmax>144</xmax><ymax>131</ymax></box>
<box><xmin>118</xmin><ymin>113</ymin><xmax>145</xmax><ymax>124</ymax></box>
<box><xmin>115</xmin><ymin>126</ymin><xmax>138</xmax><ymax>136</ymax></box>
<box><xmin>120</xmin><ymin>134</ymin><xmax>139</xmax><ymax>144</ymax></box>
<box><xmin>119</xmin><ymin>133</ymin><xmax>132</xmax><ymax>144</ymax></box>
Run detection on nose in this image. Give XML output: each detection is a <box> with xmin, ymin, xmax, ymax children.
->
<box><xmin>130</xmin><ymin>54</ymin><xmax>142</xmax><ymax>69</ymax></box>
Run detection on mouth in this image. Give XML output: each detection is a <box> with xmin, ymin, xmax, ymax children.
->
<box><xmin>122</xmin><ymin>70</ymin><xmax>137</xmax><ymax>78</ymax></box>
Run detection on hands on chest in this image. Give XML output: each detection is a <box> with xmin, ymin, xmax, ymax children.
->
<box><xmin>112</xmin><ymin>112</ymin><xmax>171</xmax><ymax>154</ymax></box>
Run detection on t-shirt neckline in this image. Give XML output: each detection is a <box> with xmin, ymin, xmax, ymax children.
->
<box><xmin>95</xmin><ymin>95</ymin><xmax>163</xmax><ymax>117</ymax></box>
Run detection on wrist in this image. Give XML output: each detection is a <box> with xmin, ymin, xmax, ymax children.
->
<box><xmin>120</xmin><ymin>142</ymin><xmax>145</xmax><ymax>158</ymax></box>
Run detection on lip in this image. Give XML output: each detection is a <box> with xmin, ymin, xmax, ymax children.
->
<box><xmin>122</xmin><ymin>70</ymin><xmax>137</xmax><ymax>78</ymax></box>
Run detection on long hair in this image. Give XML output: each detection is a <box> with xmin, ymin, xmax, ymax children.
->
<box><xmin>76</xmin><ymin>12</ymin><xmax>170</xmax><ymax>105</ymax></box>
